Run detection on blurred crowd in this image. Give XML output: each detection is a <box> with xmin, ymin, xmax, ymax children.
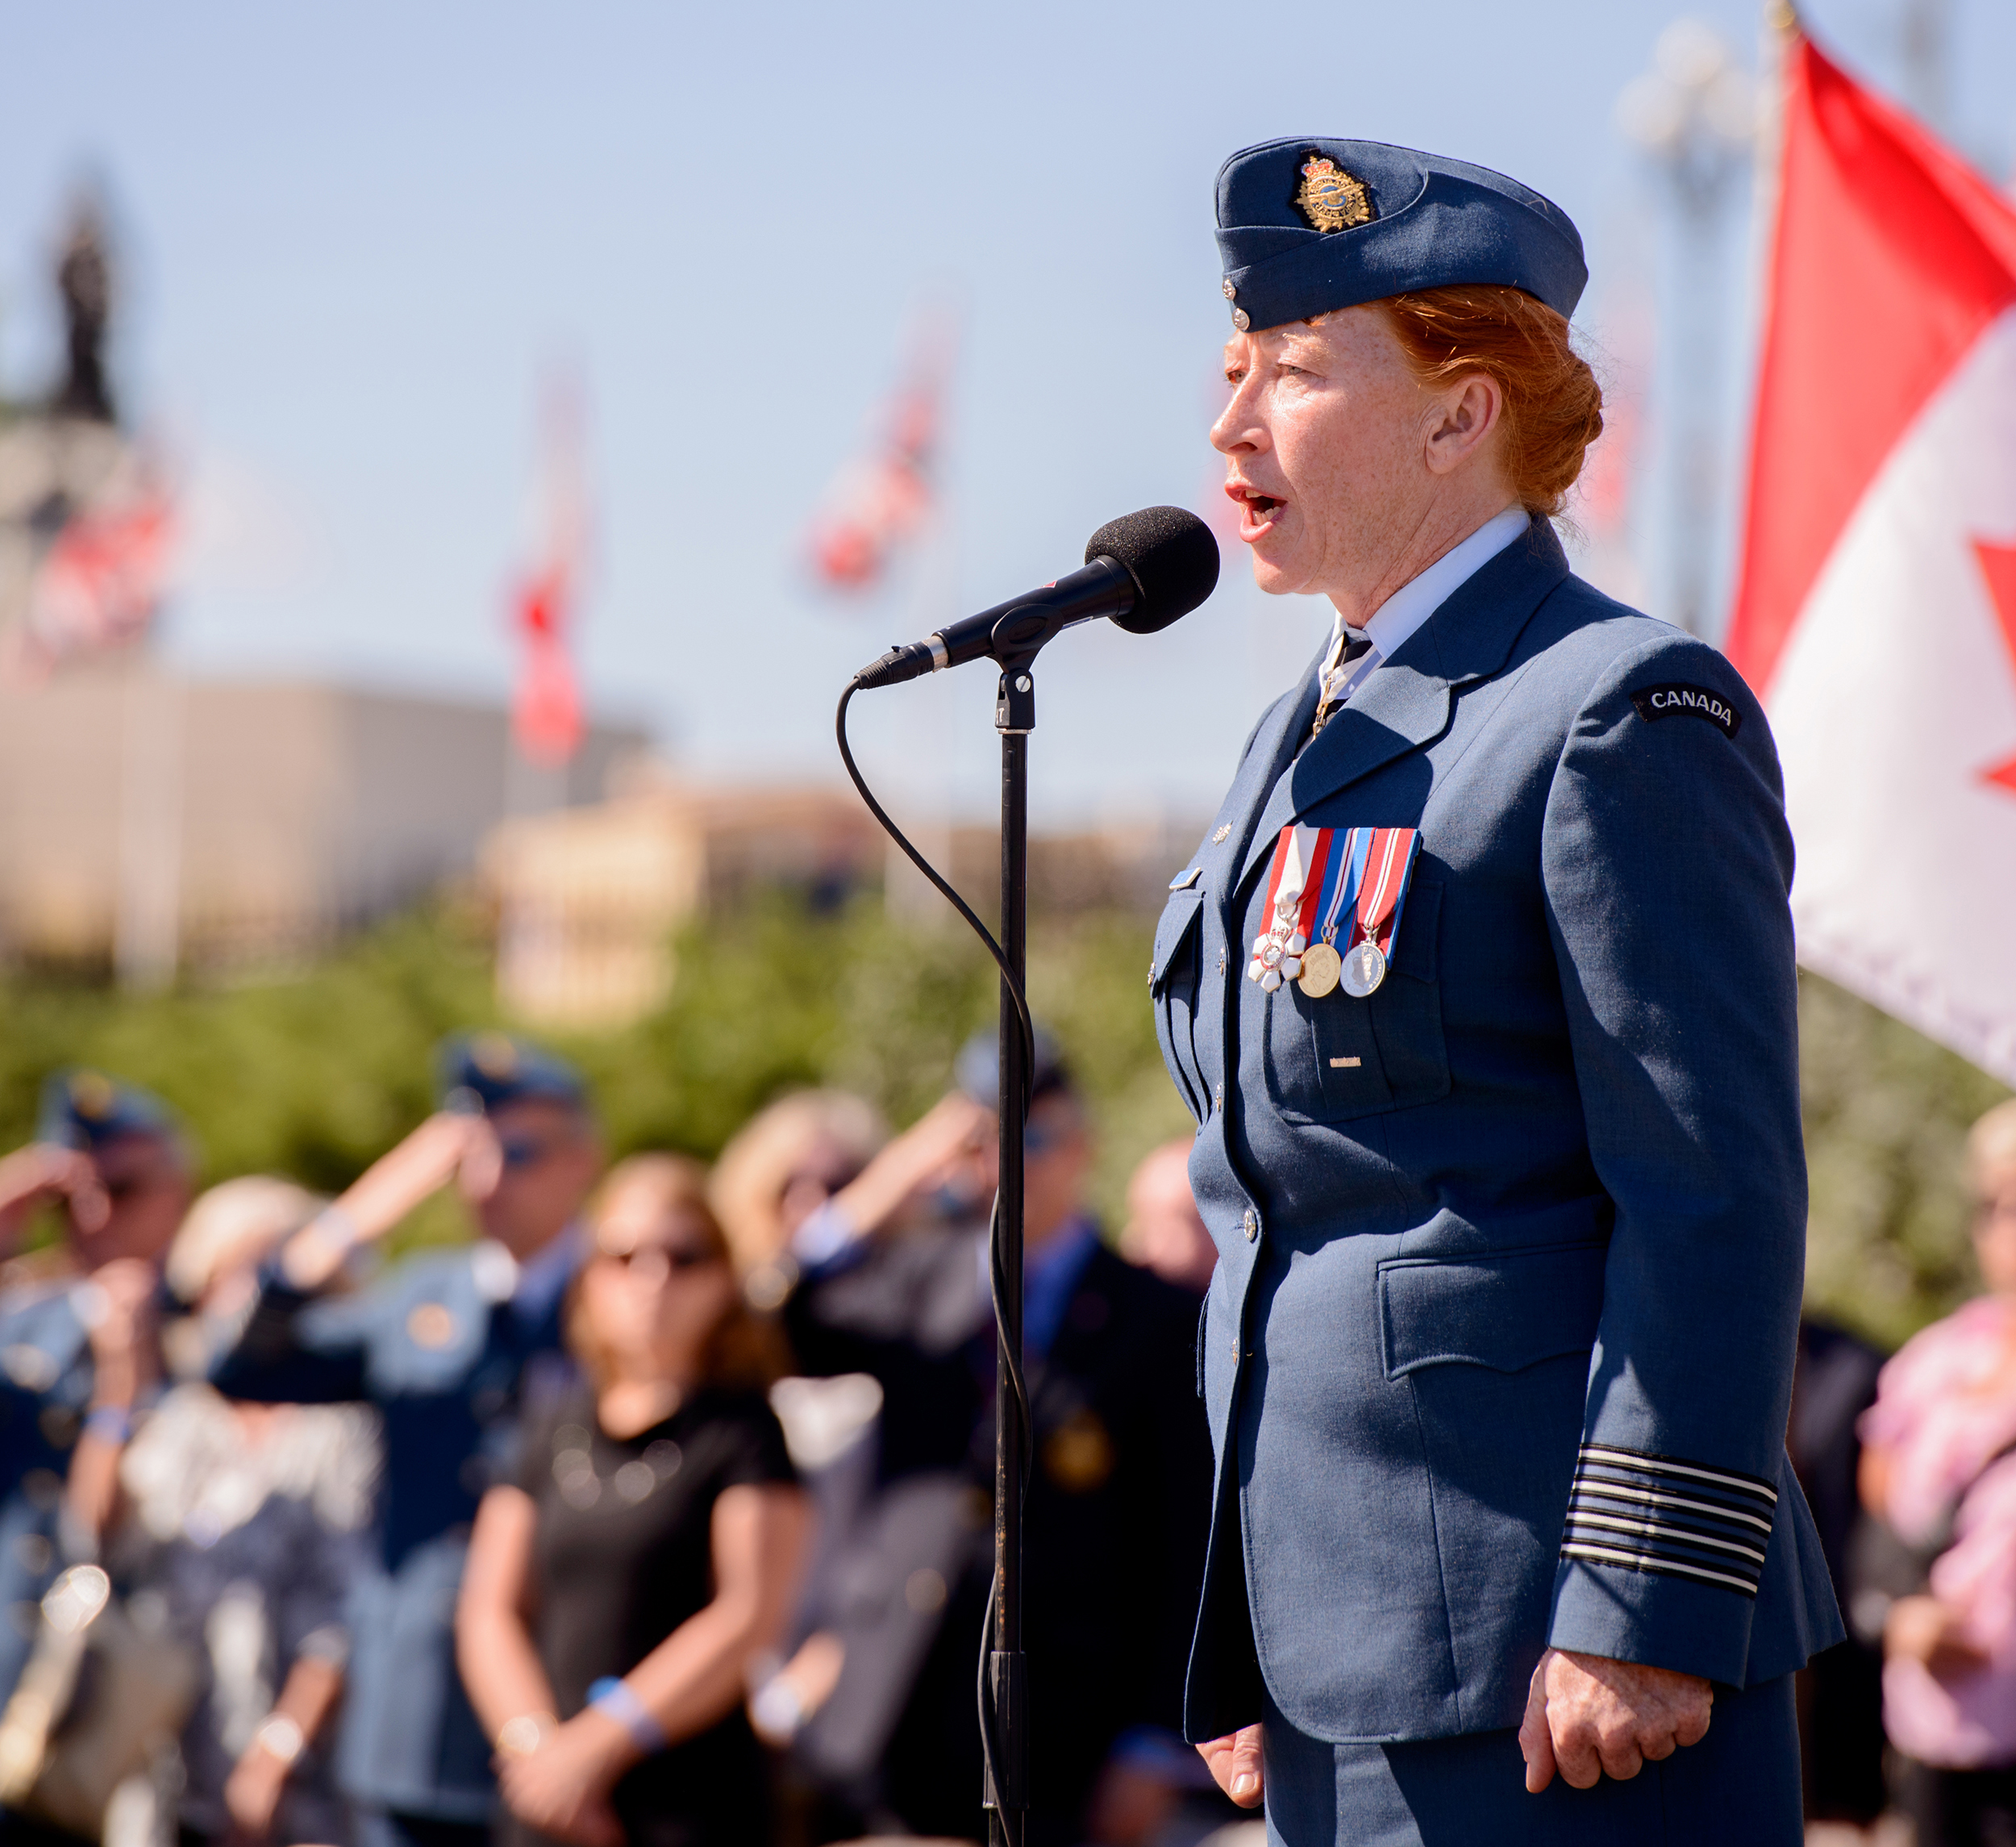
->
<box><xmin>0</xmin><ymin>1029</ymin><xmax>1246</xmax><ymax>1847</ymax></box>
<box><xmin>1792</xmin><ymin>1097</ymin><xmax>2016</xmax><ymax>1847</ymax></box>
<box><xmin>4</xmin><ymin>1027</ymin><xmax>2016</xmax><ymax>1847</ymax></box>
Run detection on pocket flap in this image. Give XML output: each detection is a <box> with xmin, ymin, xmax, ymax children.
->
<box><xmin>1150</xmin><ymin>887</ymin><xmax>1206</xmax><ymax>993</ymax></box>
<box><xmin>1378</xmin><ymin>1244</ymin><xmax>1604</xmax><ymax>1378</ymax></box>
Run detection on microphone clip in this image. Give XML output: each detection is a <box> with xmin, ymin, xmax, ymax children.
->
<box><xmin>995</xmin><ymin>661</ymin><xmax>1037</xmax><ymax>736</ymax></box>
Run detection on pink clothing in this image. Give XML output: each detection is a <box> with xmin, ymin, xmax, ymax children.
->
<box><xmin>1861</xmin><ymin>1295</ymin><xmax>2016</xmax><ymax>1766</ymax></box>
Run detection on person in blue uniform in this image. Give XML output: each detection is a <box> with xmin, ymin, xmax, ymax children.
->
<box><xmin>210</xmin><ymin>1032</ymin><xmax>603</xmax><ymax>1847</ymax></box>
<box><xmin>0</xmin><ymin>1071</ymin><xmax>194</xmax><ymax>1727</ymax></box>
<box><xmin>1153</xmin><ymin>138</ymin><xmax>1844</xmax><ymax>1845</ymax></box>
<box><xmin>773</xmin><ymin>1033</ymin><xmax>1214</xmax><ymax>1845</ymax></box>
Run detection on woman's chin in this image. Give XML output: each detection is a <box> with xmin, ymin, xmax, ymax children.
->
<box><xmin>1247</xmin><ymin>552</ymin><xmax>1307</xmax><ymax>598</ymax></box>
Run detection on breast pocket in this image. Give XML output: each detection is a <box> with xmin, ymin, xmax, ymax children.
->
<box><xmin>1262</xmin><ymin>878</ymin><xmax>1449</xmax><ymax>1125</ymax></box>
<box><xmin>1150</xmin><ymin>886</ymin><xmax>1207</xmax><ymax>1124</ymax></box>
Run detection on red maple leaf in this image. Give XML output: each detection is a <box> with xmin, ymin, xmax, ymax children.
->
<box><xmin>1972</xmin><ymin>540</ymin><xmax>2016</xmax><ymax>792</ymax></box>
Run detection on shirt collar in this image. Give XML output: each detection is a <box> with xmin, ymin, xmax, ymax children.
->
<box><xmin>1325</xmin><ymin>504</ymin><xmax>1530</xmax><ymax>677</ymax></box>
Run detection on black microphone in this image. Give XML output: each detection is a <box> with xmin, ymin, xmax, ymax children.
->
<box><xmin>852</xmin><ymin>506</ymin><xmax>1219</xmax><ymax>690</ymax></box>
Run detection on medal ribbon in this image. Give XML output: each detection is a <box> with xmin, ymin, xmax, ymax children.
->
<box><xmin>1289</xmin><ymin>828</ymin><xmax>1334</xmax><ymax>943</ymax></box>
<box><xmin>1314</xmin><ymin>828</ymin><xmax>1368</xmax><ymax>946</ymax></box>
<box><xmin>1263</xmin><ymin>825</ymin><xmax>1329</xmax><ymax>933</ymax></box>
<box><xmin>1258</xmin><ymin>826</ymin><xmax>1296</xmax><ymax>927</ymax></box>
<box><xmin>1347</xmin><ymin>828</ymin><xmax>1420</xmax><ymax>955</ymax></box>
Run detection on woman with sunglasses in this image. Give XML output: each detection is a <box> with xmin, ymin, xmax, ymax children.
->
<box><xmin>456</xmin><ymin>1156</ymin><xmax>807</xmax><ymax>1847</ymax></box>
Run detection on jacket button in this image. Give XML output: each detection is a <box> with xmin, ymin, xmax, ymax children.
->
<box><xmin>1242</xmin><ymin>1208</ymin><xmax>1258</xmax><ymax>1242</ymax></box>
<box><xmin>1218</xmin><ymin>947</ymin><xmax>1227</xmax><ymax>973</ymax></box>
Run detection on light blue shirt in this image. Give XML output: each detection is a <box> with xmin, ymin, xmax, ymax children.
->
<box><xmin>1315</xmin><ymin>503</ymin><xmax>1531</xmax><ymax>707</ymax></box>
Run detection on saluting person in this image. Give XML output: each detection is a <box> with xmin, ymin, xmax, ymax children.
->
<box><xmin>210</xmin><ymin>1034</ymin><xmax>602</xmax><ymax>1847</ymax></box>
<box><xmin>1154</xmin><ymin>138</ymin><xmax>1842</xmax><ymax>1844</ymax></box>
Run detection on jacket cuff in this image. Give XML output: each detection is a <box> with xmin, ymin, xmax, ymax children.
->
<box><xmin>1546</xmin><ymin>1443</ymin><xmax>1776</xmax><ymax>1682</ymax></box>
<box><xmin>1547</xmin><ymin>1556</ymin><xmax>1757</xmax><ymax>1683</ymax></box>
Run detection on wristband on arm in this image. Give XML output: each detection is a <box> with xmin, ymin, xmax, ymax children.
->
<box><xmin>82</xmin><ymin>1406</ymin><xmax>133</xmax><ymax>1445</ymax></box>
<box><xmin>587</xmin><ymin>1677</ymin><xmax>669</xmax><ymax>1754</ymax></box>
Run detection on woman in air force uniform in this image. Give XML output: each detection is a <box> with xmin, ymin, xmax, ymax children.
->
<box><xmin>1155</xmin><ymin>138</ymin><xmax>1843</xmax><ymax>1846</ymax></box>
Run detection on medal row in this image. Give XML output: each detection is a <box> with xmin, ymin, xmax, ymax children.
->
<box><xmin>1247</xmin><ymin>824</ymin><xmax>1422</xmax><ymax>1001</ymax></box>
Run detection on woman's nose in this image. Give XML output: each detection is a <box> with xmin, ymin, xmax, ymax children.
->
<box><xmin>1211</xmin><ymin>394</ymin><xmax>1260</xmax><ymax>456</ymax></box>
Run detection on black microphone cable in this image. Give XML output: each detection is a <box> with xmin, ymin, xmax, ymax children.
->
<box><xmin>835</xmin><ymin>678</ymin><xmax>1032</xmax><ymax>1846</ymax></box>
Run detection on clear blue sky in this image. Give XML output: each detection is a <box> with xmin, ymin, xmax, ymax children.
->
<box><xmin>4</xmin><ymin>0</ymin><xmax>2010</xmax><ymax>824</ymax></box>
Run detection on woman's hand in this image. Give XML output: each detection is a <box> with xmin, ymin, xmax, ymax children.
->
<box><xmin>1197</xmin><ymin>1723</ymin><xmax>1264</xmax><ymax>1807</ymax></box>
<box><xmin>1518</xmin><ymin>1649</ymin><xmax>1712</xmax><ymax>1791</ymax></box>
<box><xmin>1886</xmin><ymin>1593</ymin><xmax>1989</xmax><ymax>1679</ymax></box>
<box><xmin>496</xmin><ymin>1710</ymin><xmax>631</xmax><ymax>1847</ymax></box>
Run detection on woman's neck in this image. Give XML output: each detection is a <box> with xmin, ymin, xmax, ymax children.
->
<box><xmin>598</xmin><ymin>1370</ymin><xmax>694</xmax><ymax>1440</ymax></box>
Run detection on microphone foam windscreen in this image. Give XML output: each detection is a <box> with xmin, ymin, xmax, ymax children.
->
<box><xmin>1086</xmin><ymin>507</ymin><xmax>1220</xmax><ymax>634</ymax></box>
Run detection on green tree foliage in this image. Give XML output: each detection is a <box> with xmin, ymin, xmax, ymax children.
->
<box><xmin>1801</xmin><ymin>973</ymin><xmax>2010</xmax><ymax>1351</ymax></box>
<box><xmin>0</xmin><ymin>906</ymin><xmax>1999</xmax><ymax>1350</ymax></box>
<box><xmin>0</xmin><ymin>898</ymin><xmax>1192</xmax><ymax>1249</ymax></box>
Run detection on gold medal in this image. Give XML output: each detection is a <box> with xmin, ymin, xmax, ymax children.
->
<box><xmin>1297</xmin><ymin>941</ymin><xmax>1343</xmax><ymax>998</ymax></box>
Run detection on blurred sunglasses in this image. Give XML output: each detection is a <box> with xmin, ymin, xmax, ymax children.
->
<box><xmin>498</xmin><ymin>1135</ymin><xmax>568</xmax><ymax>1170</ymax></box>
<box><xmin>606</xmin><ymin>1244</ymin><xmax>723</xmax><ymax>1274</ymax></box>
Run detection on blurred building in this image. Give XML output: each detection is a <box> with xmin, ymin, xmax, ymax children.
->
<box><xmin>481</xmin><ymin>778</ymin><xmax>1205</xmax><ymax>1028</ymax></box>
<box><xmin>482</xmin><ymin>775</ymin><xmax>881</xmax><ymax>1027</ymax></box>
<box><xmin>0</xmin><ymin>663</ymin><xmax>646</xmax><ymax>971</ymax></box>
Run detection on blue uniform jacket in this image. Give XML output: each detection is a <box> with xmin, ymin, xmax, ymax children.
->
<box><xmin>212</xmin><ymin>1245</ymin><xmax>573</xmax><ymax>1820</ymax></box>
<box><xmin>1153</xmin><ymin>518</ymin><xmax>1843</xmax><ymax>1747</ymax></box>
<box><xmin>0</xmin><ymin>1282</ymin><xmax>94</xmax><ymax>1703</ymax></box>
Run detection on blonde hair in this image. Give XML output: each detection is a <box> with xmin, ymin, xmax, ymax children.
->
<box><xmin>1969</xmin><ymin>1099</ymin><xmax>2016</xmax><ymax>1195</ymax></box>
<box><xmin>570</xmin><ymin>1153</ymin><xmax>787</xmax><ymax>1392</ymax></box>
<box><xmin>707</xmin><ymin>1090</ymin><xmax>887</xmax><ymax>1274</ymax></box>
<box><xmin>1374</xmin><ymin>286</ymin><xmax>1604</xmax><ymax>519</ymax></box>
<box><xmin>167</xmin><ymin>1176</ymin><xmax>324</xmax><ymax>1304</ymax></box>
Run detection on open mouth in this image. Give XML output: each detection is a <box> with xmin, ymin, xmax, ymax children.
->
<box><xmin>1228</xmin><ymin>484</ymin><xmax>1284</xmax><ymax>535</ymax></box>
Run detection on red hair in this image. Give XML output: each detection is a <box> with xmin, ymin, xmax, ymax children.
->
<box><xmin>1376</xmin><ymin>286</ymin><xmax>1603</xmax><ymax>519</ymax></box>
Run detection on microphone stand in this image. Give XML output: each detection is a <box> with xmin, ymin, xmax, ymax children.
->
<box><xmin>985</xmin><ymin>650</ymin><xmax>1035</xmax><ymax>1846</ymax></box>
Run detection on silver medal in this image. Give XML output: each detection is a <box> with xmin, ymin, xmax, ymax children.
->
<box><xmin>1341</xmin><ymin>938</ymin><xmax>1387</xmax><ymax>998</ymax></box>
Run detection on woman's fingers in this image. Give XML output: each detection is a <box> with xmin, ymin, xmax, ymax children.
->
<box><xmin>1196</xmin><ymin>1722</ymin><xmax>1264</xmax><ymax>1807</ymax></box>
<box><xmin>1518</xmin><ymin>1661</ymin><xmax>1556</xmax><ymax>1793</ymax></box>
<box><xmin>1522</xmin><ymin>1648</ymin><xmax>1714</xmax><ymax>1795</ymax></box>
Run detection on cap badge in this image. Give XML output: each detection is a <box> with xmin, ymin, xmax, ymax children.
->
<box><xmin>1294</xmin><ymin>156</ymin><xmax>1374</xmax><ymax>234</ymax></box>
<box><xmin>470</xmin><ymin>1032</ymin><xmax>519</xmax><ymax>1080</ymax></box>
<box><xmin>68</xmin><ymin>1072</ymin><xmax>115</xmax><ymax>1120</ymax></box>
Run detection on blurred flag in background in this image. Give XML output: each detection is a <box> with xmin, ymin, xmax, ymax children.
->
<box><xmin>7</xmin><ymin>448</ymin><xmax>175</xmax><ymax>680</ymax></box>
<box><xmin>1727</xmin><ymin>27</ymin><xmax>2016</xmax><ymax>1083</ymax></box>
<box><xmin>805</xmin><ymin>316</ymin><xmax>952</xmax><ymax>594</ymax></box>
<box><xmin>510</xmin><ymin>377</ymin><xmax>590</xmax><ymax>768</ymax></box>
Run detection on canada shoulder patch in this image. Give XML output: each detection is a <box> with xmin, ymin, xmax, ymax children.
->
<box><xmin>1628</xmin><ymin>682</ymin><xmax>1742</xmax><ymax>740</ymax></box>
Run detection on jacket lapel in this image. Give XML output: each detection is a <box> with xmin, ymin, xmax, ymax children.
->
<box><xmin>1208</xmin><ymin>652</ymin><xmax>1324</xmax><ymax>919</ymax></box>
<box><xmin>1234</xmin><ymin>517</ymin><xmax>1572</xmax><ymax>896</ymax></box>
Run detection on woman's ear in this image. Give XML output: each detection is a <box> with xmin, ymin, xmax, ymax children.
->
<box><xmin>1422</xmin><ymin>373</ymin><xmax>1503</xmax><ymax>477</ymax></box>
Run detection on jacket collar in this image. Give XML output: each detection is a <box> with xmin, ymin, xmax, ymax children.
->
<box><xmin>1232</xmin><ymin>516</ymin><xmax>1570</xmax><ymax>896</ymax></box>
<box><xmin>1199</xmin><ymin>653</ymin><xmax>1325</xmax><ymax>897</ymax></box>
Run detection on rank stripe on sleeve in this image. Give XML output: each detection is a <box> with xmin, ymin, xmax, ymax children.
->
<box><xmin>1559</xmin><ymin>1444</ymin><xmax>1778</xmax><ymax>1599</ymax></box>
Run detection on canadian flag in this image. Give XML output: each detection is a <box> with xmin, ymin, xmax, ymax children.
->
<box><xmin>1727</xmin><ymin>31</ymin><xmax>2016</xmax><ymax>1084</ymax></box>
